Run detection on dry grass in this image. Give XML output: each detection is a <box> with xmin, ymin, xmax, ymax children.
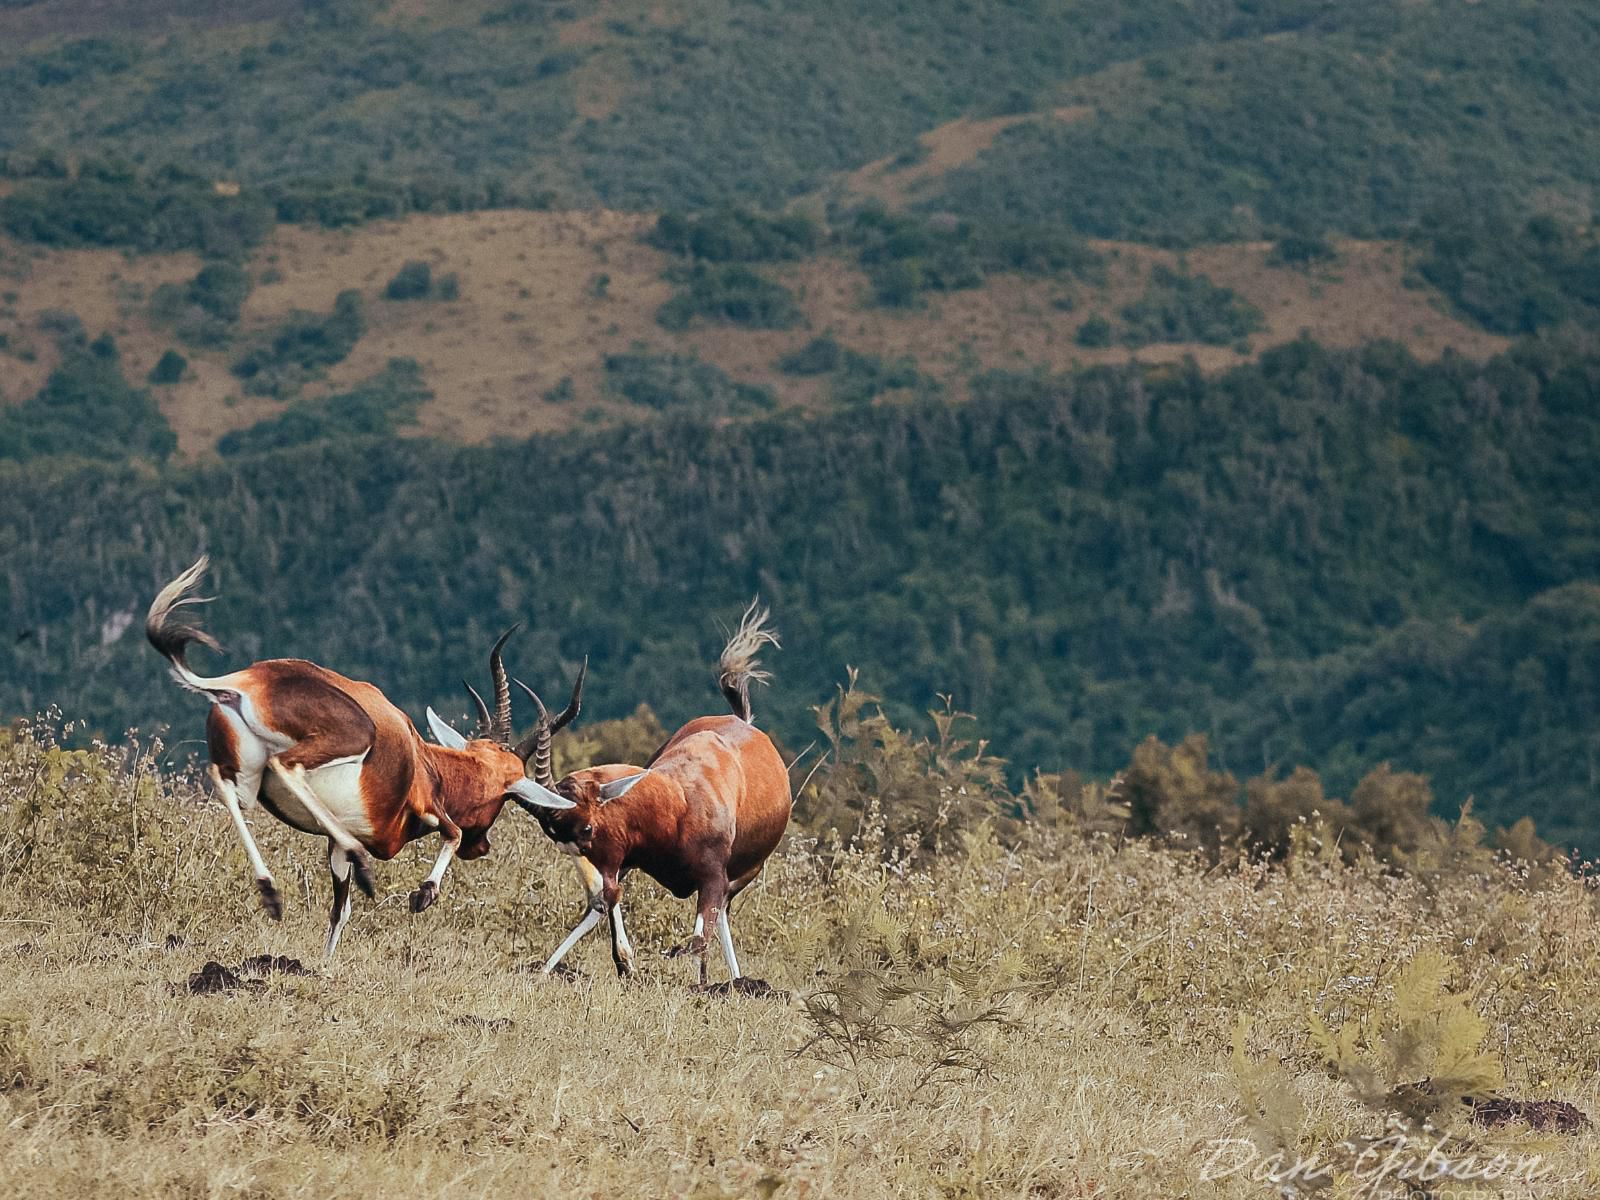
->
<box><xmin>1</xmin><ymin>720</ymin><xmax>1597</xmax><ymax>1197</ymax></box>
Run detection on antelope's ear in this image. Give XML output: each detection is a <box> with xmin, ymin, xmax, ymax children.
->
<box><xmin>426</xmin><ymin>707</ymin><xmax>470</xmax><ymax>751</ymax></box>
<box><xmin>598</xmin><ymin>772</ymin><xmax>648</xmax><ymax>803</ymax></box>
<box><xmin>508</xmin><ymin>776</ymin><xmax>576</xmax><ymax>811</ymax></box>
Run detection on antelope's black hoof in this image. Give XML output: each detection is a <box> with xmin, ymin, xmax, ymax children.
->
<box><xmin>352</xmin><ymin>855</ymin><xmax>377</xmax><ymax>899</ymax></box>
<box><xmin>410</xmin><ymin>881</ymin><xmax>439</xmax><ymax>913</ymax></box>
<box><xmin>257</xmin><ymin>879</ymin><xmax>283</xmax><ymax>921</ymax></box>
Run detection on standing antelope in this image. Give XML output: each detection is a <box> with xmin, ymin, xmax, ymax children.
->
<box><xmin>146</xmin><ymin>556</ymin><xmax>580</xmax><ymax>955</ymax></box>
<box><xmin>522</xmin><ymin>602</ymin><xmax>791</xmax><ymax>983</ymax></box>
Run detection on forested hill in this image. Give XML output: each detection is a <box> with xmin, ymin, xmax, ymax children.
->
<box><xmin>3</xmin><ymin>335</ymin><xmax>1598</xmax><ymax>849</ymax></box>
<box><xmin>4</xmin><ymin>0</ymin><xmax>1600</xmax><ymax>228</ymax></box>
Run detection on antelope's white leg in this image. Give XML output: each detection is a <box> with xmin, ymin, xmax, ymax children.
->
<box><xmin>324</xmin><ymin>845</ymin><xmax>354</xmax><ymax>958</ymax></box>
<box><xmin>542</xmin><ymin>856</ymin><xmax>607</xmax><ymax>975</ymax></box>
<box><xmin>266</xmin><ymin>757</ymin><xmax>376</xmax><ymax>896</ymax></box>
<box><xmin>542</xmin><ymin>905</ymin><xmax>604</xmax><ymax>975</ymax></box>
<box><xmin>211</xmin><ymin>765</ymin><xmax>281</xmax><ymax>920</ymax></box>
<box><xmin>610</xmin><ymin>904</ymin><xmax>635</xmax><ymax>976</ymax></box>
<box><xmin>410</xmin><ymin>819</ymin><xmax>461</xmax><ymax>914</ymax></box>
<box><xmin>716</xmin><ymin>908</ymin><xmax>741</xmax><ymax>980</ymax></box>
<box><xmin>423</xmin><ymin>839</ymin><xmax>457</xmax><ymax>889</ymax></box>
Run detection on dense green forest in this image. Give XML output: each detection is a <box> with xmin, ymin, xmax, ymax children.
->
<box><xmin>2</xmin><ymin>1</ymin><xmax>1598</xmax><ymax>250</ymax></box>
<box><xmin>2</xmin><ymin>335</ymin><xmax>1598</xmax><ymax>848</ymax></box>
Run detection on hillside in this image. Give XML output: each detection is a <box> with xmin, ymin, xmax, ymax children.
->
<box><xmin>0</xmin><ymin>211</ymin><xmax>1505</xmax><ymax>454</ymax></box>
<box><xmin>1</xmin><ymin>0</ymin><xmax>1599</xmax><ymax>854</ymax></box>
<box><xmin>3</xmin><ymin>335</ymin><xmax>1599</xmax><ymax>849</ymax></box>
<box><xmin>5</xmin><ymin>0</ymin><xmax>1600</xmax><ymax>228</ymax></box>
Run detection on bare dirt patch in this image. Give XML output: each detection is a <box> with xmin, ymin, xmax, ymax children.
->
<box><xmin>827</xmin><ymin>107</ymin><xmax>1091</xmax><ymax>211</ymax></box>
<box><xmin>1185</xmin><ymin>239</ymin><xmax>1509</xmax><ymax>360</ymax></box>
<box><xmin>184</xmin><ymin>954</ymin><xmax>310</xmax><ymax>995</ymax></box>
<box><xmin>1470</xmin><ymin>1096</ymin><xmax>1590</xmax><ymax>1133</ymax></box>
<box><xmin>248</xmin><ymin>208</ymin><xmax>677</xmax><ymax>445</ymax></box>
<box><xmin>574</xmin><ymin>55</ymin><xmax>629</xmax><ymax>123</ymax></box>
<box><xmin>690</xmin><ymin>977</ymin><xmax>789</xmax><ymax>1000</ymax></box>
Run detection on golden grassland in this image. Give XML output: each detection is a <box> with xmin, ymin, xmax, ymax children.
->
<box><xmin>2</xmin><ymin>719</ymin><xmax>1598</xmax><ymax>1198</ymax></box>
<box><xmin>0</xmin><ymin>210</ymin><xmax>1506</xmax><ymax>457</ymax></box>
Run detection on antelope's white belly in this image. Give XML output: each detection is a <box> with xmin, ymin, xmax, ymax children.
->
<box><xmin>261</xmin><ymin>754</ymin><xmax>374</xmax><ymax>840</ymax></box>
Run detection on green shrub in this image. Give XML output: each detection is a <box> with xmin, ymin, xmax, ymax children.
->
<box><xmin>148</xmin><ymin>349</ymin><xmax>187</xmax><ymax>385</ymax></box>
<box><xmin>777</xmin><ymin>335</ymin><xmax>933</xmax><ymax>403</ymax></box>
<box><xmin>231</xmin><ymin>290</ymin><xmax>366</xmax><ymax>397</ymax></box>
<box><xmin>649</xmin><ymin>208</ymin><xmax>819</xmax><ymax>262</ymax></box>
<box><xmin>800</xmin><ymin>672</ymin><xmax>1010</xmax><ymax>855</ymax></box>
<box><xmin>149</xmin><ymin>262</ymin><xmax>252</xmax><ymax>347</ymax></box>
<box><xmin>603</xmin><ymin>348</ymin><xmax>774</xmax><ymax>415</ymax></box>
<box><xmin>1075</xmin><ymin>315</ymin><xmax>1113</xmax><ymax>347</ymax></box>
<box><xmin>777</xmin><ymin>334</ymin><xmax>843</xmax><ymax>376</ymax></box>
<box><xmin>1415</xmin><ymin>210</ymin><xmax>1600</xmax><ymax>334</ymax></box>
<box><xmin>0</xmin><ymin>173</ymin><xmax>272</xmax><ymax>257</ymax></box>
<box><xmin>870</xmin><ymin>260</ymin><xmax>927</xmax><ymax>309</ymax></box>
<box><xmin>1117</xmin><ymin>267</ymin><xmax>1264</xmax><ymax>347</ymax></box>
<box><xmin>656</xmin><ymin>264</ymin><xmax>801</xmax><ymax>331</ymax></box>
<box><xmin>384</xmin><ymin>261</ymin><xmax>434</xmax><ymax>300</ymax></box>
<box><xmin>0</xmin><ymin>332</ymin><xmax>175</xmax><ymax>462</ymax></box>
<box><xmin>218</xmin><ymin>358</ymin><xmax>429</xmax><ymax>456</ymax></box>
<box><xmin>1269</xmin><ymin>234</ymin><xmax>1337</xmax><ymax>268</ymax></box>
<box><xmin>847</xmin><ymin>209</ymin><xmax>1101</xmax><ymax>309</ymax></box>
<box><xmin>831</xmin><ymin>349</ymin><xmax>935</xmax><ymax>406</ymax></box>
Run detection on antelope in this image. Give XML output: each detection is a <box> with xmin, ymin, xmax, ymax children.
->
<box><xmin>523</xmin><ymin>602</ymin><xmax>791</xmax><ymax>984</ymax></box>
<box><xmin>145</xmin><ymin>556</ymin><xmax>580</xmax><ymax>955</ymax></box>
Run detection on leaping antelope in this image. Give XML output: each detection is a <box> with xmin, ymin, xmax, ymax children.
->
<box><xmin>146</xmin><ymin>556</ymin><xmax>579</xmax><ymax>955</ymax></box>
<box><xmin>522</xmin><ymin>602</ymin><xmax>792</xmax><ymax>983</ymax></box>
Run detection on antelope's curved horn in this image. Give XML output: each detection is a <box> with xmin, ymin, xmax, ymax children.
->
<box><xmin>463</xmin><ymin>680</ymin><xmax>492</xmax><ymax>740</ymax></box>
<box><xmin>512</xmin><ymin>679</ymin><xmax>554</xmax><ymax>787</ymax></box>
<box><xmin>548</xmin><ymin>656</ymin><xmax>587</xmax><ymax>735</ymax></box>
<box><xmin>487</xmin><ymin>624</ymin><xmax>520</xmax><ymax>744</ymax></box>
